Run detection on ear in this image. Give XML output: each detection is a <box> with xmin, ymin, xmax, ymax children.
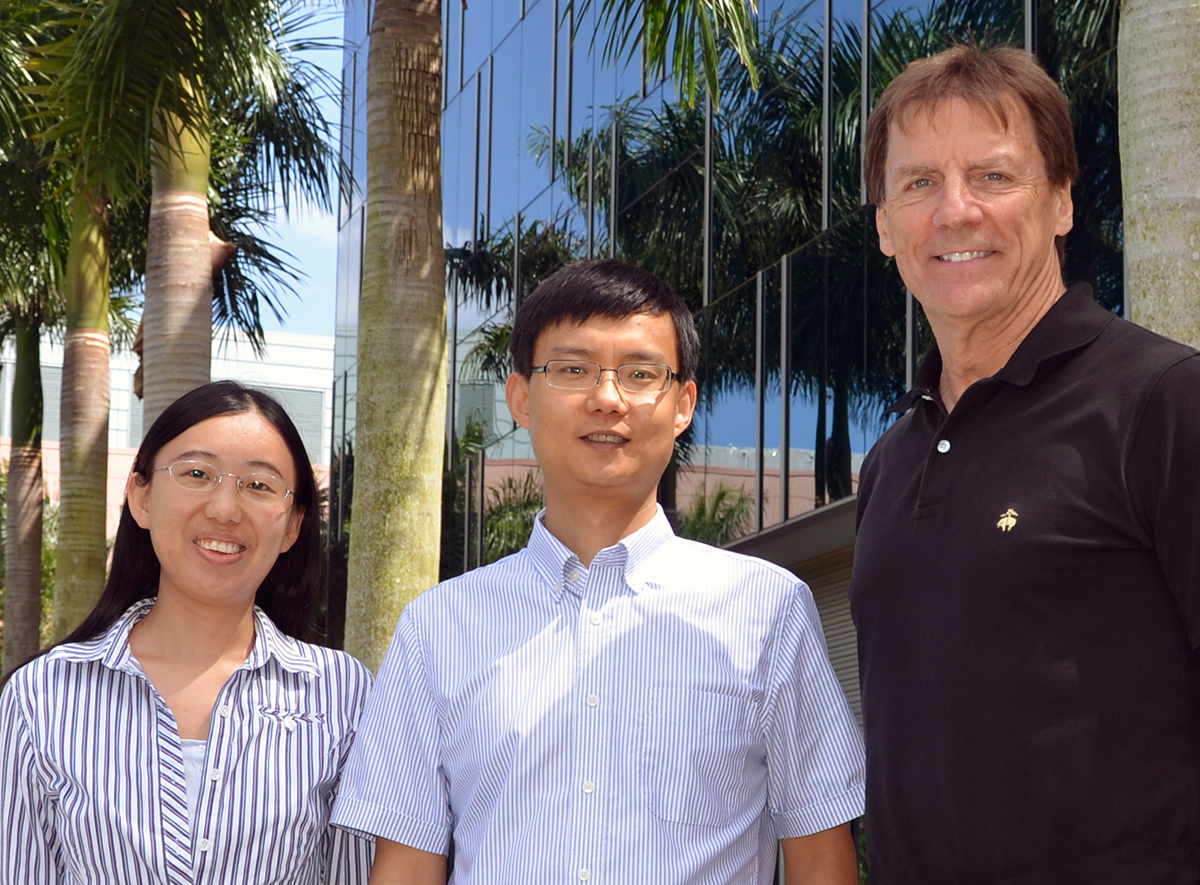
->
<box><xmin>673</xmin><ymin>379</ymin><xmax>697</xmax><ymax>438</ymax></box>
<box><xmin>126</xmin><ymin>471</ymin><xmax>152</xmax><ymax>529</ymax></box>
<box><xmin>875</xmin><ymin>204</ymin><xmax>897</xmax><ymax>257</ymax></box>
<box><xmin>1054</xmin><ymin>183</ymin><xmax>1074</xmax><ymax>238</ymax></box>
<box><xmin>505</xmin><ymin>372</ymin><xmax>532</xmax><ymax>430</ymax></box>
<box><xmin>280</xmin><ymin>506</ymin><xmax>304</xmax><ymax>553</ymax></box>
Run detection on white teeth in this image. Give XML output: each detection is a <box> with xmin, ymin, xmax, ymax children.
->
<box><xmin>938</xmin><ymin>251</ymin><xmax>993</xmax><ymax>262</ymax></box>
<box><xmin>585</xmin><ymin>433</ymin><xmax>625</xmax><ymax>443</ymax></box>
<box><xmin>195</xmin><ymin>538</ymin><xmax>244</xmax><ymax>554</ymax></box>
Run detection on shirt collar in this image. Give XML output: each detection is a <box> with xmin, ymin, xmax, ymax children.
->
<box><xmin>524</xmin><ymin>506</ymin><xmax>676</xmax><ymax>598</ymax></box>
<box><xmin>886</xmin><ymin>283</ymin><xmax>1114</xmax><ymax>414</ymax></box>
<box><xmin>69</xmin><ymin>598</ymin><xmax>321</xmax><ymax>679</ymax></box>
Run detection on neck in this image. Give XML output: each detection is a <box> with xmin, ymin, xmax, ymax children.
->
<box><xmin>541</xmin><ymin>489</ymin><xmax>659</xmax><ymax>567</ymax></box>
<box><xmin>932</xmin><ymin>278</ymin><xmax>1066</xmax><ymax>411</ymax></box>
<box><xmin>131</xmin><ymin>592</ymin><xmax>256</xmax><ymax>671</ymax></box>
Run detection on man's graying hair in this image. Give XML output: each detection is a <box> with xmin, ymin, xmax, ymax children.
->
<box><xmin>865</xmin><ymin>44</ymin><xmax>1079</xmax><ymax>206</ymax></box>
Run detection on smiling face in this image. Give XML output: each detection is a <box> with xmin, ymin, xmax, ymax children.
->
<box><xmin>127</xmin><ymin>410</ymin><xmax>303</xmax><ymax>613</ymax></box>
<box><xmin>505</xmin><ymin>311</ymin><xmax>696</xmax><ymax>522</ymax></box>
<box><xmin>875</xmin><ymin>96</ymin><xmax>1073</xmax><ymax>335</ymax></box>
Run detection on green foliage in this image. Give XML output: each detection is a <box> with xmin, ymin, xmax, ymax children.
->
<box><xmin>484</xmin><ymin>474</ymin><xmax>544</xmax><ymax>564</ymax></box>
<box><xmin>678</xmin><ymin>481</ymin><xmax>754</xmax><ymax>546</ymax></box>
<box><xmin>581</xmin><ymin>0</ymin><xmax>760</xmax><ymax>107</ymax></box>
<box><xmin>439</xmin><ymin>422</ymin><xmax>488</xmax><ymax>580</ymax></box>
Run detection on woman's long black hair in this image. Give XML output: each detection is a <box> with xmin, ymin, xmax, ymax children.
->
<box><xmin>46</xmin><ymin>381</ymin><xmax>320</xmax><ymax>655</ymax></box>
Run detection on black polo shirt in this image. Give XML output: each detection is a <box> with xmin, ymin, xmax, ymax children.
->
<box><xmin>849</xmin><ymin>284</ymin><xmax>1200</xmax><ymax>884</ymax></box>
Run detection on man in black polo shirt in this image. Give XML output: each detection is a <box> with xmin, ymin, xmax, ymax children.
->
<box><xmin>849</xmin><ymin>44</ymin><xmax>1200</xmax><ymax>883</ymax></box>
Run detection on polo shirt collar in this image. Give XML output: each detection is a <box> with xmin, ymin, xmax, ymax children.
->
<box><xmin>993</xmin><ymin>283</ymin><xmax>1114</xmax><ymax>386</ymax></box>
<box><xmin>886</xmin><ymin>283</ymin><xmax>1113</xmax><ymax>414</ymax></box>
<box><xmin>525</xmin><ymin>506</ymin><xmax>676</xmax><ymax>598</ymax></box>
<box><xmin>72</xmin><ymin>597</ymin><xmax>320</xmax><ymax>679</ymax></box>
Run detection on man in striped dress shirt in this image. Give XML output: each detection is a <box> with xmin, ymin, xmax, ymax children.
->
<box><xmin>332</xmin><ymin>259</ymin><xmax>865</xmax><ymax>884</ymax></box>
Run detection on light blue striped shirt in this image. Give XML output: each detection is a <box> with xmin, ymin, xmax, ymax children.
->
<box><xmin>0</xmin><ymin>600</ymin><xmax>374</xmax><ymax>884</ymax></box>
<box><xmin>332</xmin><ymin>508</ymin><xmax>864</xmax><ymax>883</ymax></box>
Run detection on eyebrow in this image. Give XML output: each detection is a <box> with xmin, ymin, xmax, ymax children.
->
<box><xmin>545</xmin><ymin>345</ymin><xmax>669</xmax><ymax>363</ymax></box>
<box><xmin>892</xmin><ymin>154</ymin><xmax>1020</xmax><ymax>180</ymax></box>
<box><xmin>891</xmin><ymin>163</ymin><xmax>939</xmax><ymax>181</ymax></box>
<box><xmin>175</xmin><ymin>450</ymin><xmax>288</xmax><ymax>477</ymax></box>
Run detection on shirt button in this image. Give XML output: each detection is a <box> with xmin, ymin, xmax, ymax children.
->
<box><xmin>586</xmin><ymin>694</ymin><xmax>599</xmax><ymax>708</ymax></box>
<box><xmin>589</xmin><ymin>612</ymin><xmax>602</xmax><ymax>626</ymax></box>
<box><xmin>578</xmin><ymin>869</ymin><xmax>591</xmax><ymax>881</ymax></box>
<box><xmin>198</xmin><ymin>838</ymin><xmax>212</xmax><ymax>851</ymax></box>
<box><xmin>218</xmin><ymin>705</ymin><xmax>232</xmax><ymax>718</ymax></box>
<box><xmin>568</xmin><ymin>569</ymin><xmax>582</xmax><ymax>583</ymax></box>
<box><xmin>582</xmin><ymin>780</ymin><xmax>595</xmax><ymax>794</ymax></box>
<box><xmin>936</xmin><ymin>439</ymin><xmax>951</xmax><ymax>453</ymax></box>
<box><xmin>208</xmin><ymin>768</ymin><xmax>221</xmax><ymax>781</ymax></box>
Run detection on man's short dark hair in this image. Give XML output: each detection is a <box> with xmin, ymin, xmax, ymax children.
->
<box><xmin>509</xmin><ymin>258</ymin><xmax>700</xmax><ymax>382</ymax></box>
<box><xmin>865</xmin><ymin>44</ymin><xmax>1078</xmax><ymax>206</ymax></box>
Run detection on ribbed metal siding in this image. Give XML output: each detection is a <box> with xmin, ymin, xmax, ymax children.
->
<box><xmin>795</xmin><ymin>546</ymin><xmax>860</xmax><ymax>725</ymax></box>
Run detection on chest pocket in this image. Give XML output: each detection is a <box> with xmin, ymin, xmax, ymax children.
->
<box><xmin>221</xmin><ymin>707</ymin><xmax>338</xmax><ymax>877</ymax></box>
<box><xmin>638</xmin><ymin>687</ymin><xmax>757</xmax><ymax>826</ymax></box>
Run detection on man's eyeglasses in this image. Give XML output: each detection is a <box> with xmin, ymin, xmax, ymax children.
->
<box><xmin>532</xmin><ymin>360</ymin><xmax>677</xmax><ymax>394</ymax></box>
<box><xmin>155</xmin><ymin>460</ymin><xmax>294</xmax><ymax>509</ymax></box>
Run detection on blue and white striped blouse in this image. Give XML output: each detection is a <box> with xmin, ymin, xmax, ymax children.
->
<box><xmin>333</xmin><ymin>508</ymin><xmax>864</xmax><ymax>884</ymax></box>
<box><xmin>0</xmin><ymin>599</ymin><xmax>374</xmax><ymax>884</ymax></box>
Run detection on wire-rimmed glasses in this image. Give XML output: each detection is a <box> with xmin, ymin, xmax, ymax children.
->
<box><xmin>531</xmin><ymin>359</ymin><xmax>677</xmax><ymax>394</ymax></box>
<box><xmin>155</xmin><ymin>460</ymin><xmax>294</xmax><ymax>510</ymax></box>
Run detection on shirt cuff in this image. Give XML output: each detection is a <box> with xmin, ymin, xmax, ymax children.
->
<box><xmin>772</xmin><ymin>782</ymin><xmax>866</xmax><ymax>838</ymax></box>
<box><xmin>330</xmin><ymin>797</ymin><xmax>451</xmax><ymax>855</ymax></box>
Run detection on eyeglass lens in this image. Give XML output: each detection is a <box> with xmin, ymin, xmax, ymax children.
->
<box><xmin>542</xmin><ymin>360</ymin><xmax>672</xmax><ymax>392</ymax></box>
<box><xmin>165</xmin><ymin>460</ymin><xmax>290</xmax><ymax>504</ymax></box>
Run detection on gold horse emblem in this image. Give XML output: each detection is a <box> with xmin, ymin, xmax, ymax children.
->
<box><xmin>996</xmin><ymin>508</ymin><xmax>1018</xmax><ymax>532</ymax></box>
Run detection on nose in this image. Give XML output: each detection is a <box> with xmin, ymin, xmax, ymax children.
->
<box><xmin>931</xmin><ymin>176</ymin><xmax>982</xmax><ymax>229</ymax></box>
<box><xmin>588</xmin><ymin>369</ymin><xmax>628</xmax><ymax>412</ymax></box>
<box><xmin>205</xmin><ymin>474</ymin><xmax>245</xmax><ymax>521</ymax></box>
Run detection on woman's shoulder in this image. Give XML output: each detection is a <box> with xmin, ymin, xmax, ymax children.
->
<box><xmin>297</xmin><ymin>640</ymin><xmax>374</xmax><ymax>688</ymax></box>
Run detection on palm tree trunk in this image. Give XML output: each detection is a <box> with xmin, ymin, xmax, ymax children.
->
<box><xmin>345</xmin><ymin>0</ymin><xmax>447</xmax><ymax>672</ymax></box>
<box><xmin>1119</xmin><ymin>0</ymin><xmax>1200</xmax><ymax>347</ymax></box>
<box><xmin>827</xmin><ymin>372</ymin><xmax>852</xmax><ymax>501</ymax></box>
<box><xmin>141</xmin><ymin>108</ymin><xmax>215</xmax><ymax>430</ymax></box>
<box><xmin>3</xmin><ymin>317</ymin><xmax>44</xmax><ymax>674</ymax></box>
<box><xmin>54</xmin><ymin>187</ymin><xmax>110</xmax><ymax>640</ymax></box>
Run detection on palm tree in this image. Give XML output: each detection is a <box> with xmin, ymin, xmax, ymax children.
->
<box><xmin>0</xmin><ymin>133</ymin><xmax>57</xmax><ymax>673</ymax></box>
<box><xmin>484</xmin><ymin>475</ymin><xmax>544</xmax><ymax>564</ymax></box>
<box><xmin>678</xmin><ymin>481</ymin><xmax>753</xmax><ymax>545</ymax></box>
<box><xmin>40</xmin><ymin>2</ymin><xmax>338</xmax><ymax>429</ymax></box>
<box><xmin>17</xmin><ymin>1</ymin><xmax>336</xmax><ymax>636</ymax></box>
<box><xmin>1118</xmin><ymin>0</ymin><xmax>1200</xmax><ymax>347</ymax></box>
<box><xmin>344</xmin><ymin>0</ymin><xmax>448</xmax><ymax>670</ymax></box>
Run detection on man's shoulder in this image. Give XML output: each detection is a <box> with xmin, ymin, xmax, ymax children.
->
<box><xmin>1091</xmin><ymin>311</ymin><xmax>1198</xmax><ymax>374</ymax></box>
<box><xmin>656</xmin><ymin>534</ymin><xmax>808</xmax><ymax>596</ymax></box>
<box><xmin>406</xmin><ymin>548</ymin><xmax>539</xmax><ymax>615</ymax></box>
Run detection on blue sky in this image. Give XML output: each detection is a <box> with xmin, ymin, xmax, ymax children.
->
<box><xmin>258</xmin><ymin>10</ymin><xmax>344</xmax><ymax>338</ymax></box>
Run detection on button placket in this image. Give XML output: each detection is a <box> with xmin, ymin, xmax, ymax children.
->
<box><xmin>574</xmin><ymin>565</ymin><xmax>616</xmax><ymax>885</ymax></box>
<box><xmin>196</xmin><ymin>676</ymin><xmax>241</xmax><ymax>872</ymax></box>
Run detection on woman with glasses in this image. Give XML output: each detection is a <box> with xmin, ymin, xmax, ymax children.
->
<box><xmin>0</xmin><ymin>381</ymin><xmax>372</xmax><ymax>884</ymax></box>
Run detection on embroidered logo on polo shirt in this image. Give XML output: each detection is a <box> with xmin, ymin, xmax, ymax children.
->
<box><xmin>996</xmin><ymin>508</ymin><xmax>1018</xmax><ymax>532</ymax></box>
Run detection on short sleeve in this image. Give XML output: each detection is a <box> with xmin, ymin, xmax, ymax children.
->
<box><xmin>0</xmin><ymin>675</ymin><xmax>62</xmax><ymax>884</ymax></box>
<box><xmin>1127</xmin><ymin>354</ymin><xmax>1200</xmax><ymax>650</ymax></box>
<box><xmin>330</xmin><ymin>609</ymin><xmax>452</xmax><ymax>854</ymax></box>
<box><xmin>761</xmin><ymin>584</ymin><xmax>865</xmax><ymax>838</ymax></box>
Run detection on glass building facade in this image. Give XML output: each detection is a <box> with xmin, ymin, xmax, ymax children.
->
<box><xmin>331</xmin><ymin>0</ymin><xmax>1119</xmax><ymax>706</ymax></box>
